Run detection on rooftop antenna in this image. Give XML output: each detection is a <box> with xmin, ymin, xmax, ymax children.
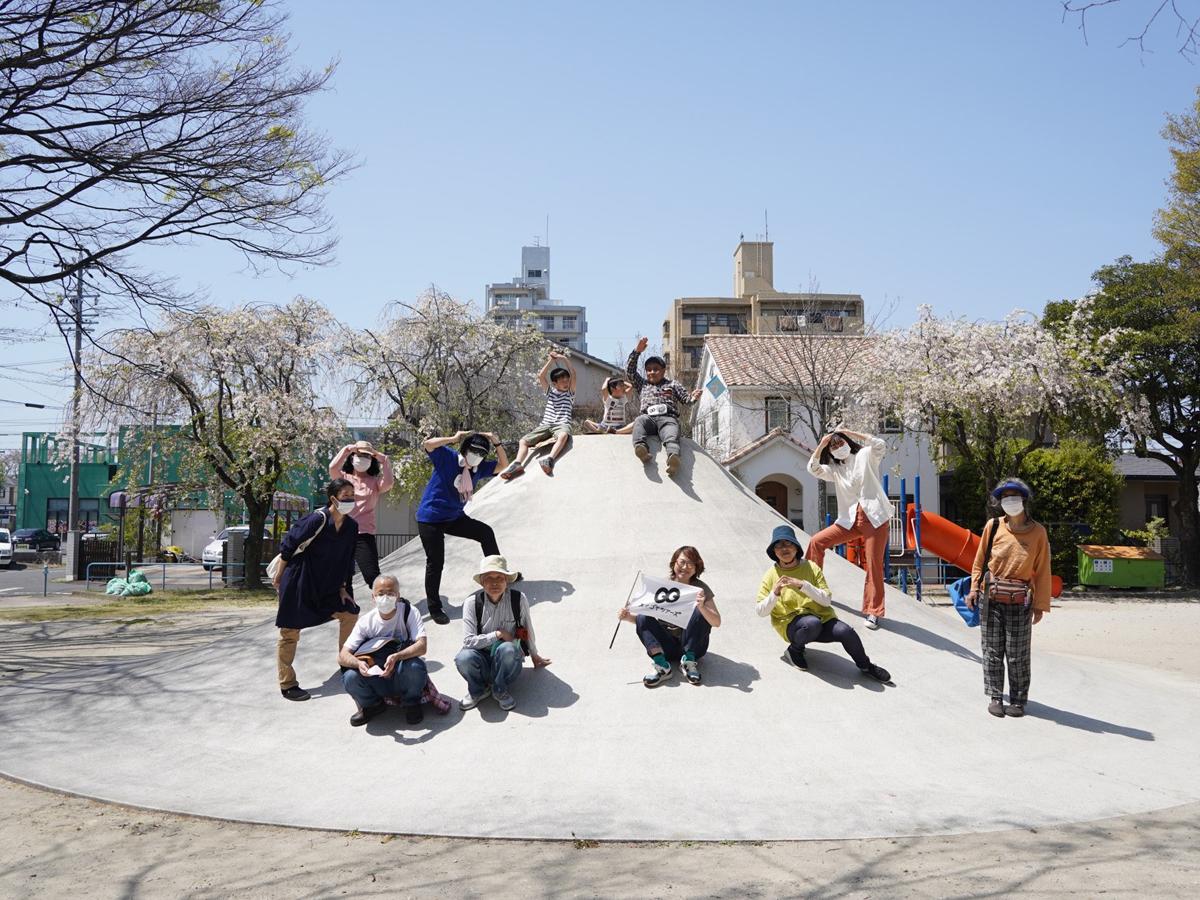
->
<box><xmin>764</xmin><ymin>209</ymin><xmax>769</xmax><ymax>242</ymax></box>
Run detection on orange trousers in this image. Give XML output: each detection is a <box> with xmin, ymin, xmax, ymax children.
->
<box><xmin>806</xmin><ymin>506</ymin><xmax>889</xmax><ymax>617</ymax></box>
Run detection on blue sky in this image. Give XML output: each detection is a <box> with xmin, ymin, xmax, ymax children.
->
<box><xmin>2</xmin><ymin>0</ymin><xmax>1196</xmax><ymax>445</ymax></box>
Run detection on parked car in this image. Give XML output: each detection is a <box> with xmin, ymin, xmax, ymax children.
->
<box><xmin>201</xmin><ymin>526</ymin><xmax>272</xmax><ymax>571</ymax></box>
<box><xmin>0</xmin><ymin>529</ymin><xmax>12</xmax><ymax>568</ymax></box>
<box><xmin>10</xmin><ymin>528</ymin><xmax>61</xmax><ymax>559</ymax></box>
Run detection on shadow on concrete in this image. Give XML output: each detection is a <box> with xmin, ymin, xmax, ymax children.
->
<box><xmin>785</xmin><ymin>649</ymin><xmax>888</xmax><ymax>693</ymax></box>
<box><xmin>514</xmin><ymin>579</ymin><xmax>575</xmax><ymax>608</ymax></box>
<box><xmin>467</xmin><ymin>667</ymin><xmax>577</xmax><ymax>722</ymax></box>
<box><xmin>367</xmin><ymin>702</ymin><xmax>461</xmax><ymax>745</ymax></box>
<box><xmin>1023</xmin><ymin>701</ymin><xmax>1155</xmax><ymax>741</ymax></box>
<box><xmin>696</xmin><ymin>652</ymin><xmax>760</xmax><ymax>692</ymax></box>
<box><xmin>832</xmin><ymin>600</ymin><xmax>983</xmax><ymax>664</ymax></box>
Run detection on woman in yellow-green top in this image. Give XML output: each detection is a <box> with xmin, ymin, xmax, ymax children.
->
<box><xmin>756</xmin><ymin>524</ymin><xmax>892</xmax><ymax>682</ymax></box>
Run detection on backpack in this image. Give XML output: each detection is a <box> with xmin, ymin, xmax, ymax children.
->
<box><xmin>474</xmin><ymin>588</ymin><xmax>530</xmax><ymax>655</ymax></box>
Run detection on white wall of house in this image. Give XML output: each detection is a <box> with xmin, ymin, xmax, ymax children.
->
<box><xmin>168</xmin><ymin>509</ymin><xmax>224</xmax><ymax>559</ymax></box>
<box><xmin>694</xmin><ymin>350</ymin><xmax>939</xmax><ymax>536</ymax></box>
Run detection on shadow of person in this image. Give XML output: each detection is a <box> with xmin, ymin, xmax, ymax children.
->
<box><xmin>695</xmin><ymin>652</ymin><xmax>760</xmax><ymax>692</ymax></box>
<box><xmin>831</xmin><ymin>600</ymin><xmax>983</xmax><ymax>664</ymax></box>
<box><xmin>467</xmin><ymin>667</ymin><xmax>578</xmax><ymax>721</ymax></box>
<box><xmin>788</xmin><ymin>649</ymin><xmax>888</xmax><ymax>692</ymax></box>
<box><xmin>1022</xmin><ymin>701</ymin><xmax>1154</xmax><ymax>741</ymax></box>
<box><xmin>514</xmin><ymin>579</ymin><xmax>575</xmax><ymax>608</ymax></box>
<box><xmin>367</xmin><ymin>702</ymin><xmax>462</xmax><ymax>745</ymax></box>
<box><xmin>672</xmin><ymin>445</ymin><xmax>702</xmax><ymax>502</ymax></box>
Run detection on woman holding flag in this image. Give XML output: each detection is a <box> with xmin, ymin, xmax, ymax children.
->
<box><xmin>617</xmin><ymin>546</ymin><xmax>721</xmax><ymax>687</ymax></box>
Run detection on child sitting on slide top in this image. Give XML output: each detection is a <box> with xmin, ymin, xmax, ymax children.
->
<box><xmin>583</xmin><ymin>376</ymin><xmax>634</xmax><ymax>434</ymax></box>
<box><xmin>626</xmin><ymin>336</ymin><xmax>702</xmax><ymax>476</ymax></box>
<box><xmin>500</xmin><ymin>350</ymin><xmax>576</xmax><ymax>479</ymax></box>
<box><xmin>756</xmin><ymin>524</ymin><xmax>892</xmax><ymax>683</ymax></box>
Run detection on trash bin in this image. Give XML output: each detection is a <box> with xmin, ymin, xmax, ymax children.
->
<box><xmin>1077</xmin><ymin>545</ymin><xmax>1165</xmax><ymax>589</ymax></box>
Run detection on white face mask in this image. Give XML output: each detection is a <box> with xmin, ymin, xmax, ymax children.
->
<box><xmin>464</xmin><ymin>452</ymin><xmax>484</xmax><ymax>468</ymax></box>
<box><xmin>351</xmin><ymin>455</ymin><xmax>372</xmax><ymax>472</ymax></box>
<box><xmin>830</xmin><ymin>443</ymin><xmax>851</xmax><ymax>460</ymax></box>
<box><xmin>375</xmin><ymin>593</ymin><xmax>398</xmax><ymax>615</ymax></box>
<box><xmin>1001</xmin><ymin>497</ymin><xmax>1025</xmax><ymax>517</ymax></box>
<box><xmin>336</xmin><ymin>499</ymin><xmax>355</xmax><ymax>515</ymax></box>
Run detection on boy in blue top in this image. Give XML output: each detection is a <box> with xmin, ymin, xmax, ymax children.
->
<box><xmin>500</xmin><ymin>350</ymin><xmax>576</xmax><ymax>479</ymax></box>
<box><xmin>417</xmin><ymin>430</ymin><xmax>508</xmax><ymax>625</ymax></box>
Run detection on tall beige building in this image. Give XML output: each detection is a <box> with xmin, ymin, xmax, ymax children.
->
<box><xmin>662</xmin><ymin>241</ymin><xmax>865</xmax><ymax>386</ymax></box>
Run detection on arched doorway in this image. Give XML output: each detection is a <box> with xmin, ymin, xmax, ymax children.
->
<box><xmin>756</xmin><ymin>480</ymin><xmax>788</xmax><ymax>516</ymax></box>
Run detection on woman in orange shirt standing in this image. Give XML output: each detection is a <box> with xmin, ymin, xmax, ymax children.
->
<box><xmin>966</xmin><ymin>478</ymin><xmax>1052</xmax><ymax>719</ymax></box>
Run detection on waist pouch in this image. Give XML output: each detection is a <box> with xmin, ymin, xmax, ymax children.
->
<box><xmin>646</xmin><ymin>403</ymin><xmax>671</xmax><ymax>417</ymax></box>
<box><xmin>987</xmin><ymin>577</ymin><xmax>1031</xmax><ymax>607</ymax></box>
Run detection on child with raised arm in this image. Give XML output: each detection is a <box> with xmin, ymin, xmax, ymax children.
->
<box><xmin>584</xmin><ymin>376</ymin><xmax>634</xmax><ymax>434</ymax></box>
<box><xmin>626</xmin><ymin>336</ymin><xmax>702</xmax><ymax>476</ymax></box>
<box><xmin>500</xmin><ymin>350</ymin><xmax>576</xmax><ymax>479</ymax></box>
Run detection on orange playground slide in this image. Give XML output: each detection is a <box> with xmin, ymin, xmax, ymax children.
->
<box><xmin>904</xmin><ymin>505</ymin><xmax>1063</xmax><ymax>598</ymax></box>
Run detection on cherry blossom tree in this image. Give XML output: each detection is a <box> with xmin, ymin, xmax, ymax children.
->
<box><xmin>78</xmin><ymin>298</ymin><xmax>344</xmax><ymax>587</ymax></box>
<box><xmin>864</xmin><ymin>306</ymin><xmax>1106</xmax><ymax>492</ymax></box>
<box><xmin>342</xmin><ymin>287</ymin><xmax>549</xmax><ymax>497</ymax></box>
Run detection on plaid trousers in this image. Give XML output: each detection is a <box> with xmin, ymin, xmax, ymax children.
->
<box><xmin>980</xmin><ymin>595</ymin><xmax>1033</xmax><ymax>704</ymax></box>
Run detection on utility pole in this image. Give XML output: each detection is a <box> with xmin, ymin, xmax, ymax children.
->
<box><xmin>67</xmin><ymin>266</ymin><xmax>84</xmax><ymax>535</ymax></box>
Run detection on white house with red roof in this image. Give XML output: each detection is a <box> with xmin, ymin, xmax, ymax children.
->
<box><xmin>692</xmin><ymin>334</ymin><xmax>939</xmax><ymax>535</ymax></box>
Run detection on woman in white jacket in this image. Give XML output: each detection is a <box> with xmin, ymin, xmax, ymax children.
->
<box><xmin>806</xmin><ymin>429</ymin><xmax>893</xmax><ymax>629</ymax></box>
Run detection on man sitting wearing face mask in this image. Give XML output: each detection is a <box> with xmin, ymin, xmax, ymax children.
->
<box><xmin>337</xmin><ymin>574</ymin><xmax>429</xmax><ymax>726</ymax></box>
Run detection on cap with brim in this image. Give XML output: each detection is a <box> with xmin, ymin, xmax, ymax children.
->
<box><xmin>991</xmin><ymin>480</ymin><xmax>1030</xmax><ymax>499</ymax></box>
<box><xmin>352</xmin><ymin>441</ymin><xmax>377</xmax><ymax>455</ymax></box>
<box><xmin>461</xmin><ymin>433</ymin><xmax>491</xmax><ymax>456</ymax></box>
<box><xmin>474</xmin><ymin>554</ymin><xmax>519</xmax><ymax>585</ymax></box>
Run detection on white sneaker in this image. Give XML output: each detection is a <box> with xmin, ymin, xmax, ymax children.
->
<box><xmin>494</xmin><ymin>690</ymin><xmax>516</xmax><ymax>711</ymax></box>
<box><xmin>865</xmin><ymin>614</ymin><xmax>880</xmax><ymax>630</ymax></box>
<box><xmin>460</xmin><ymin>688</ymin><xmax>490</xmax><ymax>710</ymax></box>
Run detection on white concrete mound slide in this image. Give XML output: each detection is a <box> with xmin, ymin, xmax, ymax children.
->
<box><xmin>0</xmin><ymin>438</ymin><xmax>1197</xmax><ymax>840</ymax></box>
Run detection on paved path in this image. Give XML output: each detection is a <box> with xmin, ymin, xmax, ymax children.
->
<box><xmin>0</xmin><ymin>438</ymin><xmax>1197</xmax><ymax>841</ymax></box>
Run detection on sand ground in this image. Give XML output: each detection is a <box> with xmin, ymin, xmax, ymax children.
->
<box><xmin>1</xmin><ymin>599</ymin><xmax>1198</xmax><ymax>899</ymax></box>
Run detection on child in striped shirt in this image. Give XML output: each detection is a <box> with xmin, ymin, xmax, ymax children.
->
<box><xmin>583</xmin><ymin>376</ymin><xmax>634</xmax><ymax>435</ymax></box>
<box><xmin>500</xmin><ymin>350</ymin><xmax>576</xmax><ymax>479</ymax></box>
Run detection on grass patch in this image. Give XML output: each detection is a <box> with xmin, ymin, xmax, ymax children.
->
<box><xmin>0</xmin><ymin>587</ymin><xmax>277</xmax><ymax>623</ymax></box>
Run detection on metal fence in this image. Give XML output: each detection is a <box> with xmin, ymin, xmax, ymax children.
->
<box><xmin>375</xmin><ymin>533</ymin><xmax>417</xmax><ymax>557</ymax></box>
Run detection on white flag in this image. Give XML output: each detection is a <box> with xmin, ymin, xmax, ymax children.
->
<box><xmin>625</xmin><ymin>573</ymin><xmax>700</xmax><ymax>625</ymax></box>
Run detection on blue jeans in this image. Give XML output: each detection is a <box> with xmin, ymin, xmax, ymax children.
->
<box><xmin>636</xmin><ymin>607</ymin><xmax>711</xmax><ymax>661</ymax></box>
<box><xmin>342</xmin><ymin>657</ymin><xmax>428</xmax><ymax>708</ymax></box>
<box><xmin>455</xmin><ymin>643</ymin><xmax>523</xmax><ymax>696</ymax></box>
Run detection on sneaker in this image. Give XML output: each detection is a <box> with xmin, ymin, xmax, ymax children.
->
<box><xmin>860</xmin><ymin>663</ymin><xmax>891</xmax><ymax>683</ymax></box>
<box><xmin>988</xmin><ymin>698</ymin><xmax>1006</xmax><ymax>718</ymax></box>
<box><xmin>666</xmin><ymin>453</ymin><xmax>681</xmax><ymax>476</ymax></box>
<box><xmin>429</xmin><ymin>606</ymin><xmax>450</xmax><ymax>626</ymax></box>
<box><xmin>1005</xmin><ymin>703</ymin><xmax>1026</xmax><ymax>718</ymax></box>
<box><xmin>604</xmin><ymin>425</ymin><xmax>617</xmax><ymax>434</ymax></box>
<box><xmin>405</xmin><ymin>705</ymin><xmax>424</xmax><ymax>725</ymax></box>
<box><xmin>539</xmin><ymin>456</ymin><xmax>555</xmax><ymax>476</ymax></box>
<box><xmin>494</xmin><ymin>690</ymin><xmax>516</xmax><ymax>711</ymax></box>
<box><xmin>499</xmin><ymin>461</ymin><xmax>525</xmax><ymax>481</ymax></box>
<box><xmin>460</xmin><ymin>688</ymin><xmax>491</xmax><ymax>710</ymax></box>
<box><xmin>681</xmin><ymin>658</ymin><xmax>701</xmax><ymax>685</ymax></box>
<box><xmin>634</xmin><ymin>443</ymin><xmax>651</xmax><ymax>463</ymax></box>
<box><xmin>350</xmin><ymin>702</ymin><xmax>385</xmax><ymax>726</ymax></box>
<box><xmin>642</xmin><ymin>661</ymin><xmax>672</xmax><ymax>687</ymax></box>
<box><xmin>864</xmin><ymin>614</ymin><xmax>880</xmax><ymax>630</ymax></box>
<box><xmin>784</xmin><ymin>647</ymin><xmax>808</xmax><ymax>670</ymax></box>
<box><xmin>280</xmin><ymin>686</ymin><xmax>310</xmax><ymax>702</ymax></box>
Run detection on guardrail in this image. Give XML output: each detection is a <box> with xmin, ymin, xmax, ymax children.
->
<box><xmin>84</xmin><ymin>561</ymin><xmax>265</xmax><ymax>592</ymax></box>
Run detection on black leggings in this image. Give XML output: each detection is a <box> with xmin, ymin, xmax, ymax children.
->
<box><xmin>354</xmin><ymin>533</ymin><xmax>381</xmax><ymax>591</ymax></box>
<box><xmin>417</xmin><ymin>514</ymin><xmax>499</xmax><ymax>612</ymax></box>
<box><xmin>786</xmin><ymin>614</ymin><xmax>870</xmax><ymax>669</ymax></box>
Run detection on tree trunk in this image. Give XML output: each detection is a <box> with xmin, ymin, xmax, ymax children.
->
<box><xmin>242</xmin><ymin>495</ymin><xmax>271</xmax><ymax>590</ymax></box>
<box><xmin>1175</xmin><ymin>459</ymin><xmax>1200</xmax><ymax>588</ymax></box>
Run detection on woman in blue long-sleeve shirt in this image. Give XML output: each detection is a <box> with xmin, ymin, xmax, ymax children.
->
<box><xmin>273</xmin><ymin>479</ymin><xmax>361</xmax><ymax>701</ymax></box>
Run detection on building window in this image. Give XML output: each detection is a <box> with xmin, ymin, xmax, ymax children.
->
<box><xmin>710</xmin><ymin>410</ymin><xmax>719</xmax><ymax>439</ymax></box>
<box><xmin>879</xmin><ymin>412</ymin><xmax>903</xmax><ymax>433</ymax></box>
<box><xmin>538</xmin><ymin>316</ymin><xmax>554</xmax><ymax>331</ymax></box>
<box><xmin>46</xmin><ymin>497</ymin><xmax>99</xmax><ymax>533</ymax></box>
<box><xmin>1145</xmin><ymin>494</ymin><xmax>1169</xmax><ymax>524</ymax></box>
<box><xmin>527</xmin><ymin>269</ymin><xmax>543</xmax><ymax>278</ymax></box>
<box><xmin>562</xmin><ymin>316</ymin><xmax>577</xmax><ymax>330</ymax></box>
<box><xmin>765</xmin><ymin>397</ymin><xmax>789</xmax><ymax>432</ymax></box>
<box><xmin>686</xmin><ymin>346</ymin><xmax>703</xmax><ymax>369</ymax></box>
<box><xmin>689</xmin><ymin>314</ymin><xmax>708</xmax><ymax>336</ymax></box>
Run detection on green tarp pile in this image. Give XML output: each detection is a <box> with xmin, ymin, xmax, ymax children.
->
<box><xmin>105</xmin><ymin>569</ymin><xmax>153</xmax><ymax>597</ymax></box>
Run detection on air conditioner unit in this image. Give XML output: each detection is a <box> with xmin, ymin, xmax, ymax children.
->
<box><xmin>779</xmin><ymin>315</ymin><xmax>806</xmax><ymax>332</ymax></box>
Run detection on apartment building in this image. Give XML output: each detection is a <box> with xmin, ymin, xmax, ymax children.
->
<box><xmin>663</xmin><ymin>240</ymin><xmax>864</xmax><ymax>387</ymax></box>
<box><xmin>485</xmin><ymin>244</ymin><xmax>589</xmax><ymax>353</ymax></box>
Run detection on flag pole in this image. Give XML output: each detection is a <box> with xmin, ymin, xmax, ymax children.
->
<box><xmin>609</xmin><ymin>570</ymin><xmax>643</xmax><ymax>649</ymax></box>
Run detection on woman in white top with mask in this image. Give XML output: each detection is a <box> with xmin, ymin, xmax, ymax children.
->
<box><xmin>806</xmin><ymin>429</ymin><xmax>894</xmax><ymax>629</ymax></box>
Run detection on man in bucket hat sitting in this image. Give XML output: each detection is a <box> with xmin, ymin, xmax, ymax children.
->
<box><xmin>455</xmin><ymin>555</ymin><xmax>552</xmax><ymax>712</ymax></box>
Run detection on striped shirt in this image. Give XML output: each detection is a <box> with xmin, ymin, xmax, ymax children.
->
<box><xmin>538</xmin><ymin>388</ymin><xmax>575</xmax><ymax>426</ymax></box>
<box><xmin>601</xmin><ymin>395</ymin><xmax>627</xmax><ymax>426</ymax></box>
